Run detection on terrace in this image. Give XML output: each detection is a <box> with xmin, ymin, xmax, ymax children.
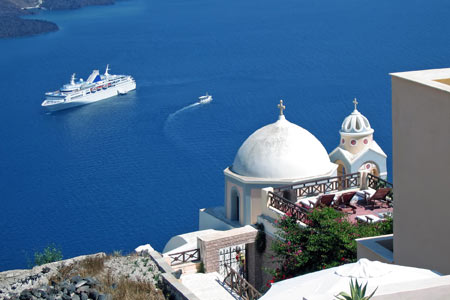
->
<box><xmin>266</xmin><ymin>172</ymin><xmax>393</xmax><ymax>225</ymax></box>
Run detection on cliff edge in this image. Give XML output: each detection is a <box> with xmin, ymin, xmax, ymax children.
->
<box><xmin>0</xmin><ymin>0</ymin><xmax>116</xmax><ymax>38</ymax></box>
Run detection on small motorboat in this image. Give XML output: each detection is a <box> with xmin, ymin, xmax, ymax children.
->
<box><xmin>198</xmin><ymin>93</ymin><xmax>212</xmax><ymax>104</ymax></box>
<box><xmin>117</xmin><ymin>89</ymin><xmax>128</xmax><ymax>95</ymax></box>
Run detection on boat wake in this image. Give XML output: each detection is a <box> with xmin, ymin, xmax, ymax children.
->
<box><xmin>167</xmin><ymin>102</ymin><xmax>201</xmax><ymax>121</ymax></box>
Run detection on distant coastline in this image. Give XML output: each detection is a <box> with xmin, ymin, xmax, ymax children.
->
<box><xmin>0</xmin><ymin>0</ymin><xmax>115</xmax><ymax>38</ymax></box>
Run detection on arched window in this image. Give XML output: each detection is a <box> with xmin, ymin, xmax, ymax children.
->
<box><xmin>230</xmin><ymin>188</ymin><xmax>240</xmax><ymax>222</ymax></box>
<box><xmin>358</xmin><ymin>162</ymin><xmax>380</xmax><ymax>177</ymax></box>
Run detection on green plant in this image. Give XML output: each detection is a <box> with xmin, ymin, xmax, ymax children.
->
<box><xmin>268</xmin><ymin>208</ymin><xmax>393</xmax><ymax>283</ymax></box>
<box><xmin>197</xmin><ymin>262</ymin><xmax>205</xmax><ymax>273</ymax></box>
<box><xmin>255</xmin><ymin>223</ymin><xmax>266</xmax><ymax>254</ymax></box>
<box><xmin>32</xmin><ymin>244</ymin><xmax>63</xmax><ymax>266</ymax></box>
<box><xmin>335</xmin><ymin>279</ymin><xmax>378</xmax><ymax>300</ymax></box>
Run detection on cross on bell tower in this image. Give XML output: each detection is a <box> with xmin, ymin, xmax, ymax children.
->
<box><xmin>278</xmin><ymin>100</ymin><xmax>286</xmax><ymax>116</ymax></box>
<box><xmin>353</xmin><ymin>98</ymin><xmax>359</xmax><ymax>111</ymax></box>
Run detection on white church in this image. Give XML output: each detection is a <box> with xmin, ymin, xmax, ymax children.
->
<box><xmin>197</xmin><ymin>99</ymin><xmax>387</xmax><ymax>229</ymax></box>
<box><xmin>162</xmin><ymin>99</ymin><xmax>387</xmax><ymax>288</ymax></box>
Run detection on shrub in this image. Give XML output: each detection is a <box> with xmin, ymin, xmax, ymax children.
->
<box><xmin>335</xmin><ymin>279</ymin><xmax>378</xmax><ymax>300</ymax></box>
<box><xmin>268</xmin><ymin>208</ymin><xmax>393</xmax><ymax>282</ymax></box>
<box><xmin>33</xmin><ymin>244</ymin><xmax>63</xmax><ymax>266</ymax></box>
<box><xmin>255</xmin><ymin>223</ymin><xmax>267</xmax><ymax>254</ymax></box>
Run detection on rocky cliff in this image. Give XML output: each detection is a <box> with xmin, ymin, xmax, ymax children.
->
<box><xmin>0</xmin><ymin>0</ymin><xmax>116</xmax><ymax>38</ymax></box>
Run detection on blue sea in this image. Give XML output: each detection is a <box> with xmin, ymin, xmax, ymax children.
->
<box><xmin>1</xmin><ymin>0</ymin><xmax>449</xmax><ymax>271</ymax></box>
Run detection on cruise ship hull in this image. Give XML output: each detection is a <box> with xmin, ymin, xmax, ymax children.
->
<box><xmin>42</xmin><ymin>80</ymin><xmax>136</xmax><ymax>112</ymax></box>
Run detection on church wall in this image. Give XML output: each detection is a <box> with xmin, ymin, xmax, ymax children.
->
<box><xmin>250</xmin><ymin>189</ymin><xmax>262</xmax><ymax>224</ymax></box>
<box><xmin>224</xmin><ymin>176</ymin><xmax>244</xmax><ymax>222</ymax></box>
<box><xmin>198</xmin><ymin>208</ymin><xmax>234</xmax><ymax>231</ymax></box>
<box><xmin>351</xmin><ymin>151</ymin><xmax>387</xmax><ymax>179</ymax></box>
<box><xmin>340</xmin><ymin>134</ymin><xmax>373</xmax><ymax>155</ymax></box>
<box><xmin>329</xmin><ymin>152</ymin><xmax>351</xmax><ymax>176</ymax></box>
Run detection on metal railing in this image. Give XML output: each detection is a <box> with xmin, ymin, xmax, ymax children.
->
<box><xmin>367</xmin><ymin>173</ymin><xmax>393</xmax><ymax>189</ymax></box>
<box><xmin>223</xmin><ymin>264</ymin><xmax>262</xmax><ymax>300</ymax></box>
<box><xmin>367</xmin><ymin>173</ymin><xmax>394</xmax><ymax>203</ymax></box>
<box><xmin>168</xmin><ymin>249</ymin><xmax>200</xmax><ymax>266</ymax></box>
<box><xmin>268</xmin><ymin>191</ymin><xmax>309</xmax><ymax>223</ymax></box>
<box><xmin>275</xmin><ymin>172</ymin><xmax>360</xmax><ymax>198</ymax></box>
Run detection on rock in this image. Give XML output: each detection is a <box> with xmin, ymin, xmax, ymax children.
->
<box><xmin>71</xmin><ymin>294</ymin><xmax>81</xmax><ymax>300</ymax></box>
<box><xmin>76</xmin><ymin>286</ymin><xmax>89</xmax><ymax>294</ymax></box>
<box><xmin>70</xmin><ymin>276</ymin><xmax>81</xmax><ymax>284</ymax></box>
<box><xmin>88</xmin><ymin>288</ymin><xmax>99</xmax><ymax>300</ymax></box>
<box><xmin>80</xmin><ymin>292</ymin><xmax>88</xmax><ymax>300</ymax></box>
<box><xmin>135</xmin><ymin>244</ymin><xmax>154</xmax><ymax>254</ymax></box>
<box><xmin>31</xmin><ymin>289</ymin><xmax>41</xmax><ymax>297</ymax></box>
<box><xmin>19</xmin><ymin>289</ymin><xmax>32</xmax><ymax>299</ymax></box>
<box><xmin>75</xmin><ymin>281</ymin><xmax>87</xmax><ymax>288</ymax></box>
<box><xmin>41</xmin><ymin>267</ymin><xmax>51</xmax><ymax>274</ymax></box>
<box><xmin>84</xmin><ymin>277</ymin><xmax>98</xmax><ymax>286</ymax></box>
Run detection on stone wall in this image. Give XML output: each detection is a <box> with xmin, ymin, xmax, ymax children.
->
<box><xmin>144</xmin><ymin>246</ymin><xmax>201</xmax><ymax>300</ymax></box>
<box><xmin>197</xmin><ymin>226</ymin><xmax>257</xmax><ymax>276</ymax></box>
<box><xmin>248</xmin><ymin>234</ymin><xmax>279</xmax><ymax>290</ymax></box>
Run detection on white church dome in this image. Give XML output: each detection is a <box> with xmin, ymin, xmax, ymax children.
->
<box><xmin>340</xmin><ymin>98</ymin><xmax>374</xmax><ymax>136</ymax></box>
<box><xmin>231</xmin><ymin>113</ymin><xmax>335</xmax><ymax>180</ymax></box>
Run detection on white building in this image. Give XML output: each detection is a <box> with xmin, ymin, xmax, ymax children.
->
<box><xmin>329</xmin><ymin>98</ymin><xmax>387</xmax><ymax>180</ymax></box>
<box><xmin>199</xmin><ymin>100</ymin><xmax>338</xmax><ymax>231</ymax></box>
<box><xmin>163</xmin><ymin>99</ymin><xmax>389</xmax><ymax>289</ymax></box>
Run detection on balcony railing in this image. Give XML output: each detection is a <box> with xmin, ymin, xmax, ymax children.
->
<box><xmin>223</xmin><ymin>263</ymin><xmax>262</xmax><ymax>300</ymax></box>
<box><xmin>168</xmin><ymin>248</ymin><xmax>200</xmax><ymax>266</ymax></box>
<box><xmin>367</xmin><ymin>173</ymin><xmax>393</xmax><ymax>189</ymax></box>
<box><xmin>268</xmin><ymin>191</ymin><xmax>309</xmax><ymax>223</ymax></box>
<box><xmin>275</xmin><ymin>172</ymin><xmax>360</xmax><ymax>198</ymax></box>
<box><xmin>367</xmin><ymin>173</ymin><xmax>394</xmax><ymax>203</ymax></box>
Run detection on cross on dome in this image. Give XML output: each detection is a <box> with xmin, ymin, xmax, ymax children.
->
<box><xmin>353</xmin><ymin>98</ymin><xmax>359</xmax><ymax>111</ymax></box>
<box><xmin>278</xmin><ymin>100</ymin><xmax>286</xmax><ymax>116</ymax></box>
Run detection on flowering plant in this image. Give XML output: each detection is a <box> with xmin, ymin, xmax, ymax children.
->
<box><xmin>267</xmin><ymin>208</ymin><xmax>392</xmax><ymax>283</ymax></box>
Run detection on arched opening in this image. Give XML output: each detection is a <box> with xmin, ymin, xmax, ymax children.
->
<box><xmin>337</xmin><ymin>164</ymin><xmax>346</xmax><ymax>177</ymax></box>
<box><xmin>371</xmin><ymin>167</ymin><xmax>379</xmax><ymax>177</ymax></box>
<box><xmin>335</xmin><ymin>160</ymin><xmax>346</xmax><ymax>190</ymax></box>
<box><xmin>230</xmin><ymin>188</ymin><xmax>240</xmax><ymax>222</ymax></box>
<box><xmin>359</xmin><ymin>161</ymin><xmax>380</xmax><ymax>177</ymax></box>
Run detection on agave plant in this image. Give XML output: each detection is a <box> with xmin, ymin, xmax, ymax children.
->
<box><xmin>335</xmin><ymin>279</ymin><xmax>378</xmax><ymax>300</ymax></box>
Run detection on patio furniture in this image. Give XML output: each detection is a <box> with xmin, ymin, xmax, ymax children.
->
<box><xmin>365</xmin><ymin>187</ymin><xmax>391</xmax><ymax>209</ymax></box>
<box><xmin>356</xmin><ymin>214</ymin><xmax>383</xmax><ymax>223</ymax></box>
<box><xmin>300</xmin><ymin>194</ymin><xmax>336</xmax><ymax>210</ymax></box>
<box><xmin>335</xmin><ymin>191</ymin><xmax>357</xmax><ymax>213</ymax></box>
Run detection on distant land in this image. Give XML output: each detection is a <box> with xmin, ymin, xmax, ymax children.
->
<box><xmin>0</xmin><ymin>0</ymin><xmax>115</xmax><ymax>38</ymax></box>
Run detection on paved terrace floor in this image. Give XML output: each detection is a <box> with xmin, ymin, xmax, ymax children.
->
<box><xmin>295</xmin><ymin>188</ymin><xmax>393</xmax><ymax>224</ymax></box>
<box><xmin>181</xmin><ymin>272</ymin><xmax>241</xmax><ymax>300</ymax></box>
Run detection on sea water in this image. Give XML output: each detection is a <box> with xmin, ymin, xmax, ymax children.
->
<box><xmin>1</xmin><ymin>0</ymin><xmax>450</xmax><ymax>271</ymax></box>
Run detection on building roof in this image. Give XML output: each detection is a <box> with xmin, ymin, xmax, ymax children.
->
<box><xmin>340</xmin><ymin>98</ymin><xmax>374</xmax><ymax>137</ymax></box>
<box><xmin>329</xmin><ymin>140</ymin><xmax>387</xmax><ymax>163</ymax></box>
<box><xmin>231</xmin><ymin>114</ymin><xmax>335</xmax><ymax>180</ymax></box>
<box><xmin>391</xmin><ymin>67</ymin><xmax>450</xmax><ymax>94</ymax></box>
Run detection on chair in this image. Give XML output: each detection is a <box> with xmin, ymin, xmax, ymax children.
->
<box><xmin>365</xmin><ymin>188</ymin><xmax>391</xmax><ymax>209</ymax></box>
<box><xmin>318</xmin><ymin>194</ymin><xmax>336</xmax><ymax>207</ymax></box>
<box><xmin>335</xmin><ymin>191</ymin><xmax>357</xmax><ymax>213</ymax></box>
<box><xmin>305</xmin><ymin>194</ymin><xmax>336</xmax><ymax>210</ymax></box>
<box><xmin>356</xmin><ymin>214</ymin><xmax>382</xmax><ymax>223</ymax></box>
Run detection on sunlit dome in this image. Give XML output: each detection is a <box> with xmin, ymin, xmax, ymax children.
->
<box><xmin>340</xmin><ymin>98</ymin><xmax>374</xmax><ymax>136</ymax></box>
<box><xmin>231</xmin><ymin>101</ymin><xmax>335</xmax><ymax>180</ymax></box>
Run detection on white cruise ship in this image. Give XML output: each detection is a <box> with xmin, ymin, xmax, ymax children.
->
<box><xmin>41</xmin><ymin>65</ymin><xmax>136</xmax><ymax>111</ymax></box>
